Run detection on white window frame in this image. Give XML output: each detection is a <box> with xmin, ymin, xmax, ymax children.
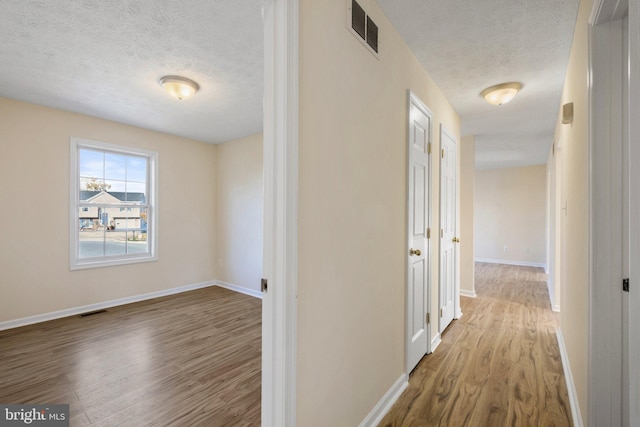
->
<box><xmin>70</xmin><ymin>137</ymin><xmax>158</xmax><ymax>270</ymax></box>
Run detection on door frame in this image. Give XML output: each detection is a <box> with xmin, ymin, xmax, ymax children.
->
<box><xmin>262</xmin><ymin>0</ymin><xmax>299</xmax><ymax>425</ymax></box>
<box><xmin>587</xmin><ymin>0</ymin><xmax>629</xmax><ymax>425</ymax></box>
<box><xmin>406</xmin><ymin>91</ymin><xmax>433</xmax><ymax>374</ymax></box>
<box><xmin>628</xmin><ymin>1</ymin><xmax>640</xmax><ymax>425</ymax></box>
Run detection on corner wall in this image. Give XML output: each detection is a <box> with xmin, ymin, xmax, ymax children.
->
<box><xmin>215</xmin><ymin>133</ymin><xmax>263</xmax><ymax>293</ymax></box>
<box><xmin>0</xmin><ymin>97</ymin><xmax>218</xmax><ymax>323</ymax></box>
<box><xmin>298</xmin><ymin>0</ymin><xmax>460</xmax><ymax>424</ymax></box>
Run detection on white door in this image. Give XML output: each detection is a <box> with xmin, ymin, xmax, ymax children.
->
<box><xmin>439</xmin><ymin>125</ymin><xmax>457</xmax><ymax>332</ymax></box>
<box><xmin>406</xmin><ymin>92</ymin><xmax>432</xmax><ymax>373</ymax></box>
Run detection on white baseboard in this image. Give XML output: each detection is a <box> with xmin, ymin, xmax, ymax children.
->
<box><xmin>475</xmin><ymin>258</ymin><xmax>546</xmax><ymax>269</ymax></box>
<box><xmin>553</xmin><ymin>304</ymin><xmax>561</xmax><ymax>312</ymax></box>
<box><xmin>0</xmin><ymin>281</ymin><xmax>216</xmax><ymax>332</ymax></box>
<box><xmin>460</xmin><ymin>289</ymin><xmax>477</xmax><ymax>298</ymax></box>
<box><xmin>431</xmin><ymin>333</ymin><xmax>442</xmax><ymax>353</ymax></box>
<box><xmin>556</xmin><ymin>328</ymin><xmax>583</xmax><ymax>427</ymax></box>
<box><xmin>358</xmin><ymin>374</ymin><xmax>409</xmax><ymax>427</ymax></box>
<box><xmin>215</xmin><ymin>280</ymin><xmax>262</xmax><ymax>299</ymax></box>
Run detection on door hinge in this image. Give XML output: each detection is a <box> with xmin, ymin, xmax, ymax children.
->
<box><xmin>427</xmin><ymin>227</ymin><xmax>431</xmax><ymax>239</ymax></box>
<box><xmin>440</xmin><ymin>228</ymin><xmax>444</xmax><ymax>238</ymax></box>
<box><xmin>427</xmin><ymin>143</ymin><xmax>432</xmax><ymax>155</ymax></box>
<box><xmin>441</xmin><ymin>148</ymin><xmax>445</xmax><ymax>159</ymax></box>
<box><xmin>440</xmin><ymin>308</ymin><xmax>443</xmax><ymax>317</ymax></box>
<box><xmin>623</xmin><ymin>278</ymin><xmax>630</xmax><ymax>292</ymax></box>
<box><xmin>261</xmin><ymin>278</ymin><xmax>268</xmax><ymax>292</ymax></box>
<box><xmin>426</xmin><ymin>313</ymin><xmax>430</xmax><ymax>324</ymax></box>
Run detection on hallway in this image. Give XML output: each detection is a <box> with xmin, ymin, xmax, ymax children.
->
<box><xmin>380</xmin><ymin>263</ymin><xmax>572</xmax><ymax>426</ymax></box>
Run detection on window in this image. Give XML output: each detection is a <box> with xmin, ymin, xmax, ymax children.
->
<box><xmin>70</xmin><ymin>138</ymin><xmax>157</xmax><ymax>269</ymax></box>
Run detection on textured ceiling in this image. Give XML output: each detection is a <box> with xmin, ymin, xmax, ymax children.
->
<box><xmin>1</xmin><ymin>1</ymin><xmax>579</xmax><ymax>165</ymax></box>
<box><xmin>377</xmin><ymin>0</ymin><xmax>580</xmax><ymax>169</ymax></box>
<box><xmin>0</xmin><ymin>0</ymin><xmax>263</xmax><ymax>144</ymax></box>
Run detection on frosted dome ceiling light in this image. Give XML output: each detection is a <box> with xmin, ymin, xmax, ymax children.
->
<box><xmin>160</xmin><ymin>75</ymin><xmax>200</xmax><ymax>100</ymax></box>
<box><xmin>480</xmin><ymin>82</ymin><xmax>523</xmax><ymax>106</ymax></box>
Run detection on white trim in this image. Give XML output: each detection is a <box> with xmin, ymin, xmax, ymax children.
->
<box><xmin>430</xmin><ymin>333</ymin><xmax>442</xmax><ymax>353</ymax></box>
<box><xmin>474</xmin><ymin>258</ymin><xmax>546</xmax><ymax>269</ymax></box>
<box><xmin>0</xmin><ymin>281</ymin><xmax>215</xmax><ymax>332</ymax></box>
<box><xmin>69</xmin><ymin>137</ymin><xmax>159</xmax><ymax>270</ymax></box>
<box><xmin>358</xmin><ymin>374</ymin><xmax>409</xmax><ymax>427</ymax></box>
<box><xmin>460</xmin><ymin>289</ymin><xmax>477</xmax><ymax>298</ymax></box>
<box><xmin>214</xmin><ymin>280</ymin><xmax>263</xmax><ymax>299</ymax></box>
<box><xmin>552</xmin><ymin>304</ymin><xmax>561</xmax><ymax>313</ymax></box>
<box><xmin>556</xmin><ymin>329</ymin><xmax>584</xmax><ymax>427</ymax></box>
<box><xmin>262</xmin><ymin>0</ymin><xmax>299</xmax><ymax>425</ymax></box>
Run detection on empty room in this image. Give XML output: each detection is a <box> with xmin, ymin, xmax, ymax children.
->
<box><xmin>2</xmin><ymin>0</ymin><xmax>638</xmax><ymax>426</ymax></box>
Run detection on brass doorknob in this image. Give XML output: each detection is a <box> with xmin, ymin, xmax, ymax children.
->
<box><xmin>410</xmin><ymin>248</ymin><xmax>421</xmax><ymax>256</ymax></box>
<box><xmin>452</xmin><ymin>237</ymin><xmax>460</xmax><ymax>243</ymax></box>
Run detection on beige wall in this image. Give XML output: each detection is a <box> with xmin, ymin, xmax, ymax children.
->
<box><xmin>0</xmin><ymin>97</ymin><xmax>218</xmax><ymax>322</ymax></box>
<box><xmin>474</xmin><ymin>165</ymin><xmax>547</xmax><ymax>266</ymax></box>
<box><xmin>552</xmin><ymin>0</ymin><xmax>594</xmax><ymax>422</ymax></box>
<box><xmin>215</xmin><ymin>133</ymin><xmax>263</xmax><ymax>292</ymax></box>
<box><xmin>460</xmin><ymin>135</ymin><xmax>475</xmax><ymax>296</ymax></box>
<box><xmin>298</xmin><ymin>0</ymin><xmax>460</xmax><ymax>424</ymax></box>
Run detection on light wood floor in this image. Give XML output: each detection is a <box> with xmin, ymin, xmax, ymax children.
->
<box><xmin>0</xmin><ymin>286</ymin><xmax>261</xmax><ymax>426</ymax></box>
<box><xmin>379</xmin><ymin>262</ymin><xmax>572</xmax><ymax>427</ymax></box>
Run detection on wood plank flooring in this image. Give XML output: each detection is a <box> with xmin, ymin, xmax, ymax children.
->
<box><xmin>0</xmin><ymin>286</ymin><xmax>261</xmax><ymax>426</ymax></box>
<box><xmin>379</xmin><ymin>262</ymin><xmax>572</xmax><ymax>427</ymax></box>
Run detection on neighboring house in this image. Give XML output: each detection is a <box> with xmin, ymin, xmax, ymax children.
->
<box><xmin>79</xmin><ymin>190</ymin><xmax>146</xmax><ymax>231</ymax></box>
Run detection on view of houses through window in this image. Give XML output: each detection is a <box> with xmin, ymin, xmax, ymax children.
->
<box><xmin>71</xmin><ymin>139</ymin><xmax>155</xmax><ymax>268</ymax></box>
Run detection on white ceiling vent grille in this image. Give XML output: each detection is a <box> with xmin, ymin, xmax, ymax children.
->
<box><xmin>349</xmin><ymin>0</ymin><xmax>379</xmax><ymax>56</ymax></box>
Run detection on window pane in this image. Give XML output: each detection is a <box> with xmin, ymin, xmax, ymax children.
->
<box><xmin>79</xmin><ymin>149</ymin><xmax>104</xmax><ymax>179</ymax></box>
<box><xmin>126</xmin><ymin>156</ymin><xmax>148</xmax><ymax>202</ymax></box>
<box><xmin>127</xmin><ymin>226</ymin><xmax>148</xmax><ymax>255</ymax></box>
<box><xmin>139</xmin><ymin>207</ymin><xmax>149</xmax><ymax>233</ymax></box>
<box><xmin>79</xmin><ymin>226</ymin><xmax>105</xmax><ymax>258</ymax></box>
<box><xmin>125</xmin><ymin>182</ymin><xmax>147</xmax><ymax>202</ymax></box>
<box><xmin>104</xmin><ymin>179</ymin><xmax>125</xmax><ymax>193</ymax></box>
<box><xmin>82</xmin><ymin>191</ymin><xmax>115</xmax><ymax>205</ymax></box>
<box><xmin>127</xmin><ymin>156</ymin><xmax>147</xmax><ymax>183</ymax></box>
<box><xmin>78</xmin><ymin>206</ymin><xmax>100</xmax><ymax>223</ymax></box>
<box><xmin>105</xmin><ymin>230</ymin><xmax>127</xmax><ymax>256</ymax></box>
<box><xmin>105</xmin><ymin>152</ymin><xmax>126</xmax><ymax>181</ymax></box>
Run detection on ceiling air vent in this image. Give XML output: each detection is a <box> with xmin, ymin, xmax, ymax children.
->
<box><xmin>350</xmin><ymin>0</ymin><xmax>379</xmax><ymax>55</ymax></box>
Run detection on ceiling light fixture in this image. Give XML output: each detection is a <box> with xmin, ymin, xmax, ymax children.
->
<box><xmin>159</xmin><ymin>75</ymin><xmax>200</xmax><ymax>100</ymax></box>
<box><xmin>480</xmin><ymin>82</ymin><xmax>522</xmax><ymax>106</ymax></box>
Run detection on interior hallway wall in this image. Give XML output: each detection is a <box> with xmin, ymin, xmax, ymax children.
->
<box><xmin>297</xmin><ymin>0</ymin><xmax>460</xmax><ymax>424</ymax></box>
<box><xmin>460</xmin><ymin>135</ymin><xmax>476</xmax><ymax>297</ymax></box>
<box><xmin>215</xmin><ymin>133</ymin><xmax>263</xmax><ymax>293</ymax></box>
<box><xmin>474</xmin><ymin>165</ymin><xmax>547</xmax><ymax>267</ymax></box>
<box><xmin>552</xmin><ymin>0</ymin><xmax>594</xmax><ymax>423</ymax></box>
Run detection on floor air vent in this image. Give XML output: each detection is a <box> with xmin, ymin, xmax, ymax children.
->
<box><xmin>79</xmin><ymin>309</ymin><xmax>108</xmax><ymax>317</ymax></box>
<box><xmin>350</xmin><ymin>0</ymin><xmax>379</xmax><ymax>55</ymax></box>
